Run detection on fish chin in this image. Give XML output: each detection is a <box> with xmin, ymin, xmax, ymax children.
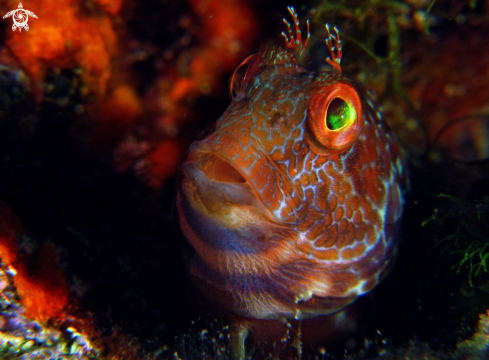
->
<box><xmin>178</xmin><ymin>160</ymin><xmax>283</xmax><ymax>253</ymax></box>
<box><xmin>176</xmin><ymin>173</ymin><xmax>305</xmax><ymax>319</ymax></box>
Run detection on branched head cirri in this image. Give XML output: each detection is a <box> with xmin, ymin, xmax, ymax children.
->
<box><xmin>175</xmin><ymin>7</ymin><xmax>407</xmax><ymax>323</ymax></box>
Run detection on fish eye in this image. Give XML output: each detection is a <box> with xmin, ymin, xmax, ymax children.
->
<box><xmin>326</xmin><ymin>98</ymin><xmax>356</xmax><ymax>130</ymax></box>
<box><xmin>307</xmin><ymin>82</ymin><xmax>364</xmax><ymax>154</ymax></box>
<box><xmin>228</xmin><ymin>51</ymin><xmax>259</xmax><ymax>100</ymax></box>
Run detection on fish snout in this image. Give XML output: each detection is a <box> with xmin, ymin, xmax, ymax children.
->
<box><xmin>181</xmin><ymin>141</ymin><xmax>263</xmax><ymax>214</ymax></box>
<box><xmin>181</xmin><ymin>139</ymin><xmax>305</xmax><ymax>223</ymax></box>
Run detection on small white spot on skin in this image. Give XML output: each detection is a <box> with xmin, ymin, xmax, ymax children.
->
<box><xmin>348</xmin><ymin>279</ymin><xmax>366</xmax><ymax>296</ymax></box>
<box><xmin>294</xmin><ymin>287</ymin><xmax>313</xmax><ymax>303</ymax></box>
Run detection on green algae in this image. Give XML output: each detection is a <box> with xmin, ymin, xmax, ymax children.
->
<box><xmin>424</xmin><ymin>194</ymin><xmax>489</xmax><ymax>286</ymax></box>
<box><xmin>311</xmin><ymin>0</ymin><xmax>431</xmax><ymax>101</ymax></box>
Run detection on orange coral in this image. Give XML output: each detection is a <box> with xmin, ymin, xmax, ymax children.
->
<box><xmin>97</xmin><ymin>84</ymin><xmax>143</xmax><ymax>143</ymax></box>
<box><xmin>156</xmin><ymin>0</ymin><xmax>257</xmax><ymax>123</ymax></box>
<box><xmin>126</xmin><ymin>0</ymin><xmax>258</xmax><ymax>189</ymax></box>
<box><xmin>94</xmin><ymin>0</ymin><xmax>122</xmax><ymax>16</ymax></box>
<box><xmin>383</xmin><ymin>26</ymin><xmax>489</xmax><ymax>161</ymax></box>
<box><xmin>0</xmin><ymin>202</ymin><xmax>69</xmax><ymax>322</ymax></box>
<box><xmin>2</xmin><ymin>0</ymin><xmax>258</xmax><ymax>190</ymax></box>
<box><xmin>0</xmin><ymin>202</ymin><xmax>24</xmax><ymax>265</ymax></box>
<box><xmin>14</xmin><ymin>243</ymin><xmax>69</xmax><ymax>321</ymax></box>
<box><xmin>141</xmin><ymin>138</ymin><xmax>190</xmax><ymax>189</ymax></box>
<box><xmin>2</xmin><ymin>0</ymin><xmax>119</xmax><ymax>99</ymax></box>
<box><xmin>99</xmin><ymin>85</ymin><xmax>142</xmax><ymax>126</ymax></box>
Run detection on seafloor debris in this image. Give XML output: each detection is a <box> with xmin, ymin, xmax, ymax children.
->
<box><xmin>456</xmin><ymin>310</ymin><xmax>489</xmax><ymax>360</ymax></box>
<box><xmin>0</xmin><ymin>202</ymin><xmax>100</xmax><ymax>359</ymax></box>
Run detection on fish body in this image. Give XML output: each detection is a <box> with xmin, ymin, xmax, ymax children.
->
<box><xmin>175</xmin><ymin>10</ymin><xmax>406</xmax><ymax>330</ymax></box>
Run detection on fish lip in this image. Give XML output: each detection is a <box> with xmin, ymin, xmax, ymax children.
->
<box><xmin>180</xmin><ymin>142</ymin><xmax>277</xmax><ymax>220</ymax></box>
<box><xmin>181</xmin><ymin>151</ymin><xmax>260</xmax><ymax>210</ymax></box>
<box><xmin>180</xmin><ymin>139</ymin><xmax>302</xmax><ymax>225</ymax></box>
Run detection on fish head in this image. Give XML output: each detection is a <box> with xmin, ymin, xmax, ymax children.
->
<box><xmin>175</xmin><ymin>39</ymin><xmax>406</xmax><ymax>320</ymax></box>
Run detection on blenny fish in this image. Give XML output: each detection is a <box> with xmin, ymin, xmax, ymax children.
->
<box><xmin>175</xmin><ymin>6</ymin><xmax>406</xmax><ymax>355</ymax></box>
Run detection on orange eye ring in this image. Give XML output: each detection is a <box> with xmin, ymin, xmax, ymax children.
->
<box><xmin>306</xmin><ymin>81</ymin><xmax>364</xmax><ymax>154</ymax></box>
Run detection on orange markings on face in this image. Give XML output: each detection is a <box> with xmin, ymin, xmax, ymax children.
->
<box><xmin>311</xmin><ymin>171</ymin><xmax>319</xmax><ymax>185</ymax></box>
<box><xmin>331</xmin><ymin>182</ymin><xmax>341</xmax><ymax>195</ymax></box>
<box><xmin>315</xmin><ymin>249</ymin><xmax>339</xmax><ymax>261</ymax></box>
<box><xmin>315</xmin><ymin>232</ymin><xmax>336</xmax><ymax>248</ymax></box>
<box><xmin>370</xmin><ymin>239</ymin><xmax>386</xmax><ymax>259</ymax></box>
<box><xmin>346</xmin><ymin>207</ymin><xmax>353</xmax><ymax>219</ymax></box>
<box><xmin>329</xmin><ymin>272</ymin><xmax>359</xmax><ymax>296</ymax></box>
<box><xmin>315</xmin><ymin>224</ymin><xmax>338</xmax><ymax>248</ymax></box>
<box><xmin>325</xmin><ymin>162</ymin><xmax>335</xmax><ymax>177</ymax></box>
<box><xmin>305</xmin><ymin>158</ymin><xmax>313</xmax><ymax>172</ymax></box>
<box><xmin>315</xmin><ymin>194</ymin><xmax>329</xmax><ymax>212</ymax></box>
<box><xmin>334</xmin><ymin>207</ymin><xmax>345</xmax><ymax>222</ymax></box>
<box><xmin>337</xmin><ymin>223</ymin><xmax>354</xmax><ymax>248</ymax></box>
<box><xmin>341</xmin><ymin>243</ymin><xmax>366</xmax><ymax>260</ymax></box>
<box><xmin>366</xmin><ymin>208</ymin><xmax>381</xmax><ymax>226</ymax></box>
<box><xmin>296</xmin><ymin>241</ymin><xmax>314</xmax><ymax>254</ymax></box>
<box><xmin>313</xmin><ymin>156</ymin><xmax>328</xmax><ymax>168</ymax></box>
<box><xmin>329</xmin><ymin>195</ymin><xmax>338</xmax><ymax>212</ymax></box>
<box><xmin>252</xmin><ymin>163</ymin><xmax>272</xmax><ymax>190</ymax></box>
<box><xmin>288</xmin><ymin>158</ymin><xmax>298</xmax><ymax>177</ymax></box>
<box><xmin>360</xmin><ymin>199</ymin><xmax>374</xmax><ymax>219</ymax></box>
<box><xmin>301</xmin><ymin>173</ymin><xmax>311</xmax><ymax>186</ymax></box>
<box><xmin>268</xmin><ymin>133</ymin><xmax>285</xmax><ymax>149</ymax></box>
<box><xmin>280</xmin><ymin>205</ymin><xmax>294</xmax><ymax>220</ymax></box>
<box><xmin>350</xmin><ymin>194</ymin><xmax>360</xmax><ymax>210</ymax></box>
<box><xmin>353</xmin><ymin>222</ymin><xmax>367</xmax><ymax>242</ymax></box>
<box><xmin>316</xmin><ymin>181</ymin><xmax>330</xmax><ymax>200</ymax></box>
<box><xmin>341</xmin><ymin>181</ymin><xmax>353</xmax><ymax>193</ymax></box>
<box><xmin>292</xmin><ymin>129</ymin><xmax>302</xmax><ymax>138</ymax></box>
<box><xmin>338</xmin><ymin>193</ymin><xmax>346</xmax><ymax>205</ymax></box>
<box><xmin>324</xmin><ymin>213</ymin><xmax>333</xmax><ymax>228</ymax></box>
<box><xmin>286</xmin><ymin>183</ymin><xmax>303</xmax><ymax>208</ymax></box>
<box><xmin>304</xmin><ymin>189</ymin><xmax>314</xmax><ymax>205</ymax></box>
<box><xmin>361</xmin><ymin>278</ymin><xmax>377</xmax><ymax>293</ymax></box>
<box><xmin>270</xmin><ymin>150</ymin><xmax>285</xmax><ymax>161</ymax></box>
<box><xmin>364</xmin><ymin>135</ymin><xmax>380</xmax><ymax>163</ymax></box>
<box><xmin>296</xmin><ymin>148</ymin><xmax>308</xmax><ymax>174</ymax></box>
<box><xmin>291</xmin><ymin>179</ymin><xmax>300</xmax><ymax>193</ymax></box>
<box><xmin>251</xmin><ymin>127</ymin><xmax>269</xmax><ymax>142</ymax></box>
<box><xmin>366</xmin><ymin>225</ymin><xmax>378</xmax><ymax>245</ymax></box>
<box><xmin>353</xmin><ymin>211</ymin><xmax>363</xmax><ymax>224</ymax></box>
<box><xmin>306</xmin><ymin>219</ymin><xmax>329</xmax><ymax>240</ymax></box>
<box><xmin>299</xmin><ymin>207</ymin><xmax>324</xmax><ymax>232</ymax></box>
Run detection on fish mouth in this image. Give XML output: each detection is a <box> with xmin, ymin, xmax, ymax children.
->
<box><xmin>197</xmin><ymin>153</ymin><xmax>247</xmax><ymax>185</ymax></box>
<box><xmin>181</xmin><ymin>151</ymin><xmax>265</xmax><ymax>216</ymax></box>
<box><xmin>177</xmin><ymin>146</ymin><xmax>283</xmax><ymax>254</ymax></box>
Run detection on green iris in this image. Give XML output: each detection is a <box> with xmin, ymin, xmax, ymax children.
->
<box><xmin>326</xmin><ymin>98</ymin><xmax>354</xmax><ymax>130</ymax></box>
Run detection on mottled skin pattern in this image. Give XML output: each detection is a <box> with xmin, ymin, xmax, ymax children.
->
<box><xmin>175</xmin><ymin>21</ymin><xmax>406</xmax><ymax>324</ymax></box>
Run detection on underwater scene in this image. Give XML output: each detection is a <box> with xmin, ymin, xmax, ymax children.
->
<box><xmin>0</xmin><ymin>0</ymin><xmax>488</xmax><ymax>359</ymax></box>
